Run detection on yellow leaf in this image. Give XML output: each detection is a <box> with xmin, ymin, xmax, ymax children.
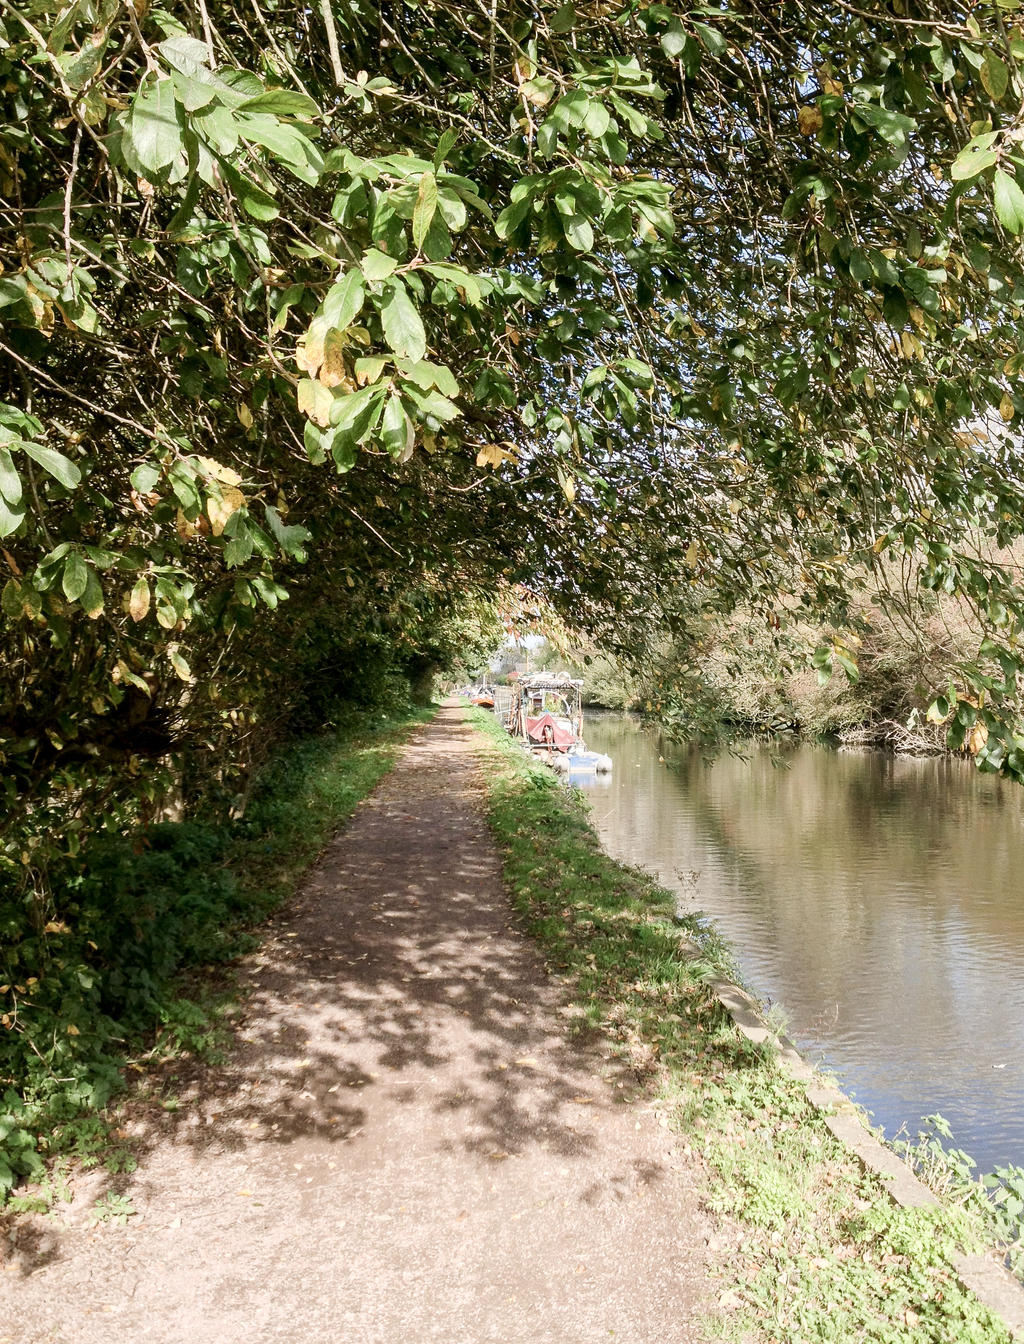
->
<box><xmin>207</xmin><ymin>485</ymin><xmax>245</xmax><ymax>537</ymax></box>
<box><xmin>237</xmin><ymin>404</ymin><xmax>253</xmax><ymax>429</ymax></box>
<box><xmin>1000</xmin><ymin>392</ymin><xmax>1015</xmax><ymax>422</ymax></box>
<box><xmin>167</xmin><ymin>645</ymin><xmax>193</xmax><ymax>683</ymax></box>
<box><xmin>318</xmin><ymin>328</ymin><xmax>350</xmax><ymax>389</ymax></box>
<box><xmin>685</xmin><ymin>541</ymin><xmax>698</xmax><ymax>567</ymax></box>
<box><xmin>196</xmin><ymin>457</ymin><xmax>242</xmax><ymax>487</ymax></box>
<box><xmin>128</xmin><ymin>578</ymin><xmax>150</xmax><ymax>623</ymax></box>
<box><xmin>67</xmin><ymin>1023</ymin><xmax>80</xmax><ymax>1035</ymax></box>
<box><xmin>296</xmin><ymin>318</ymin><xmax>327</xmax><ymax>376</ymax></box>
<box><xmin>968</xmin><ymin>721</ymin><xmax>989</xmax><ymax>755</ymax></box>
<box><xmin>476</xmin><ymin>443</ymin><xmax>516</xmax><ymax>469</ymax></box>
<box><xmin>797</xmin><ymin>105</ymin><xmax>824</xmax><ymax>136</ymax></box>
<box><xmin>176</xmin><ymin>509</ymin><xmax>198</xmax><ymax>539</ymax></box>
<box><xmin>297</xmin><ymin>378</ymin><xmax>334</xmax><ymax>428</ymax></box>
<box><xmin>44</xmin><ymin>921</ymin><xmax>69</xmax><ymax>934</ymax></box>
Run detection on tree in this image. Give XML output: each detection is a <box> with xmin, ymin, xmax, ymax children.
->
<box><xmin>6</xmin><ymin>0</ymin><xmax>1024</xmax><ymax>894</ymax></box>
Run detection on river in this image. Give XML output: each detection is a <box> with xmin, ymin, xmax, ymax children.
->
<box><xmin>576</xmin><ymin>714</ymin><xmax>1024</xmax><ymax>1176</ymax></box>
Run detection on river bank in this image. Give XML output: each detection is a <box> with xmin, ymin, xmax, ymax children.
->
<box><xmin>469</xmin><ymin>705</ymin><xmax>1024</xmax><ymax>1341</ymax></box>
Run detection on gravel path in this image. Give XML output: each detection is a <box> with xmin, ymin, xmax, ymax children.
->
<box><xmin>1</xmin><ymin>704</ymin><xmax>712</xmax><ymax>1344</ymax></box>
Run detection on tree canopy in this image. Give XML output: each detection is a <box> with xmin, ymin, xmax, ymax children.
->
<box><xmin>6</xmin><ymin>0</ymin><xmax>1024</xmax><ymax>881</ymax></box>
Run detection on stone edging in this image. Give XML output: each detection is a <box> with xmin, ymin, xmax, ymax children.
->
<box><xmin>708</xmin><ymin>976</ymin><xmax>1024</xmax><ymax>1340</ymax></box>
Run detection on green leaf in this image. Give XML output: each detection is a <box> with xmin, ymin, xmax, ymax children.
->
<box><xmin>323</xmin><ymin>269</ymin><xmax>365</xmax><ymax>330</ymax></box>
<box><xmin>126</xmin><ymin>76</ymin><xmax>182</xmax><ymax>176</ymax></box>
<box><xmin>563</xmin><ymin>214</ymin><xmax>594</xmax><ymax>252</ymax></box>
<box><xmin>993</xmin><ymin>169</ymin><xmax>1024</xmax><ymax>233</ymax></box>
<box><xmin>882</xmin><ymin>288</ymin><xmax>909</xmax><ymax>328</ymax></box>
<box><xmin>21</xmin><ymin>442</ymin><xmax>81</xmax><ymax>489</ymax></box>
<box><xmin>660</xmin><ymin>21</ymin><xmax>688</xmax><ymax>61</ymax></box>
<box><xmin>237</xmin><ymin>180</ymin><xmax>279</xmax><ymax>221</ymax></box>
<box><xmin>131</xmin><ymin>463</ymin><xmax>161</xmax><ymax>495</ymax></box>
<box><xmin>157</xmin><ymin>35</ymin><xmax>215</xmax><ymax>72</ymax></box>
<box><xmin>170</xmin><ymin>70</ymin><xmax>219</xmax><ymax>113</ymax></box>
<box><xmin>584</xmin><ymin>101</ymin><xmax>610</xmax><ymax>139</ymax></box>
<box><xmin>433</xmin><ymin>129</ymin><xmax>458</xmax><ymax>169</ymax></box>
<box><xmin>80</xmin><ymin>566</ymin><xmax>104</xmax><ymax>618</ymax></box>
<box><xmin>951</xmin><ymin>147</ymin><xmax>998</xmax><ymax>181</ymax></box>
<box><xmin>0</xmin><ymin>495</ymin><xmax>24</xmax><ymax>538</ymax></box>
<box><xmin>0</xmin><ymin>448</ymin><xmax>22</xmax><ymax>506</ymax></box>
<box><xmin>851</xmin><ymin>101</ymin><xmax>916</xmax><ymax>150</ymax></box>
<box><xmin>380</xmin><ymin>280</ymin><xmax>427</xmax><ymax>362</ymax></box>
<box><xmin>237</xmin><ymin>114</ymin><xmax>322</xmax><ymax>182</ymax></box>
<box><xmin>981</xmin><ymin>50</ymin><xmax>1010</xmax><ymax>102</ymax></box>
<box><xmin>62</xmin><ymin>552</ymin><xmax>88</xmax><ymax>603</ymax></box>
<box><xmin>402</xmin><ymin>360</ymin><xmax>459</xmax><ymax>397</ymax></box>
<box><xmin>0</xmin><ymin>275</ymin><xmax>28</xmax><ymax>308</ymax></box>
<box><xmin>381</xmin><ymin>393</ymin><xmax>413</xmax><ymax>459</ymax></box>
<box><xmin>362</xmin><ymin>248</ymin><xmax>399</xmax><ymax>282</ymax></box>
<box><xmin>412</xmin><ymin>170</ymin><xmax>439</xmax><ymax>252</ymax></box>
<box><xmin>495</xmin><ymin>195</ymin><xmax>534</xmax><ymax>241</ymax></box>
<box><xmin>550</xmin><ymin>2</ymin><xmax>576</xmax><ymax>33</ymax></box>
<box><xmin>237</xmin><ymin>88</ymin><xmax>320</xmax><ymax>118</ymax></box>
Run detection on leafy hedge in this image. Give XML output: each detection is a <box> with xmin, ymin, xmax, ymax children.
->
<box><xmin>0</xmin><ymin>706</ymin><xmax>429</xmax><ymax>1196</ymax></box>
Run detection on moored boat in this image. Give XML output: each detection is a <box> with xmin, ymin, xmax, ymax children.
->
<box><xmin>506</xmin><ymin>675</ymin><xmax>612</xmax><ymax>774</ymax></box>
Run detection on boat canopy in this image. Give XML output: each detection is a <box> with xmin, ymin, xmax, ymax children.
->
<box><xmin>524</xmin><ymin>711</ymin><xmax>577</xmax><ymax>748</ymax></box>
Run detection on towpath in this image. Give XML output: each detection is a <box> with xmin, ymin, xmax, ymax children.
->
<box><xmin>1</xmin><ymin>703</ymin><xmax>712</xmax><ymax>1344</ymax></box>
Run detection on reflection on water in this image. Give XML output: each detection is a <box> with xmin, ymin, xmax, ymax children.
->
<box><xmin>578</xmin><ymin>714</ymin><xmax>1024</xmax><ymax>1173</ymax></box>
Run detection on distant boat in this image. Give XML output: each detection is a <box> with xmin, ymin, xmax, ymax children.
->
<box><xmin>506</xmin><ymin>675</ymin><xmax>612</xmax><ymax>774</ymax></box>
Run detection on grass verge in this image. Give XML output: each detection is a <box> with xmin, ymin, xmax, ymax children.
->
<box><xmin>1</xmin><ymin>706</ymin><xmax>432</xmax><ymax>1205</ymax></box>
<box><xmin>467</xmin><ymin>706</ymin><xmax>1013</xmax><ymax>1344</ymax></box>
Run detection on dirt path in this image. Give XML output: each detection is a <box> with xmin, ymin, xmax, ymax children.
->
<box><xmin>2</xmin><ymin>705</ymin><xmax>712</xmax><ymax>1344</ymax></box>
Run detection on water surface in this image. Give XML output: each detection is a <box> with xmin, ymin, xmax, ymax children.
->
<box><xmin>578</xmin><ymin>715</ymin><xmax>1024</xmax><ymax>1174</ymax></box>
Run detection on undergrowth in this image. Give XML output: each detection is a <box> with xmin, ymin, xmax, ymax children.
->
<box><xmin>468</xmin><ymin>707</ymin><xmax>1013</xmax><ymax>1344</ymax></box>
<box><xmin>0</xmin><ymin>706</ymin><xmax>431</xmax><ymax>1197</ymax></box>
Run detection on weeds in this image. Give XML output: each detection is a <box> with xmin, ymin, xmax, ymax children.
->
<box><xmin>893</xmin><ymin>1114</ymin><xmax>1024</xmax><ymax>1278</ymax></box>
<box><xmin>88</xmin><ymin>1192</ymin><xmax>135</xmax><ymax>1226</ymax></box>
<box><xmin>469</xmin><ymin>707</ymin><xmax>1013</xmax><ymax>1343</ymax></box>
